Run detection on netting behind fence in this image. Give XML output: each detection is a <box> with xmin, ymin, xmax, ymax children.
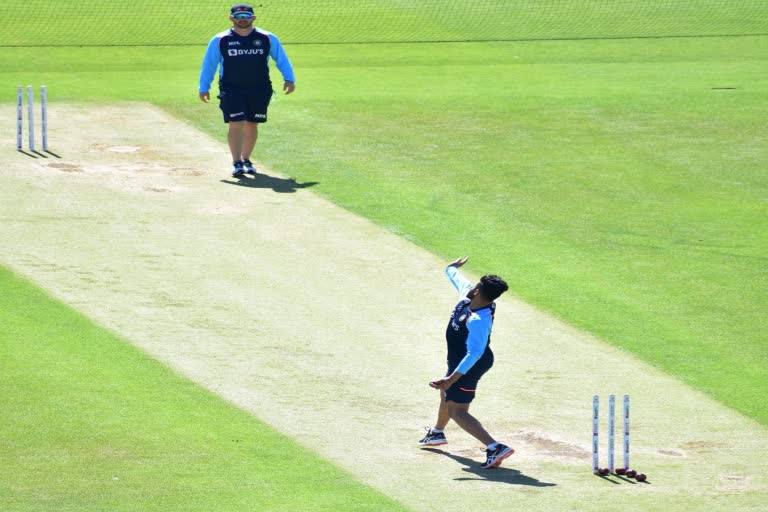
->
<box><xmin>1</xmin><ymin>1</ymin><xmax>767</xmax><ymax>47</ymax></box>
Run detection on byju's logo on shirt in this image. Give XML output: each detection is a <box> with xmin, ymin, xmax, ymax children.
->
<box><xmin>227</xmin><ymin>48</ymin><xmax>265</xmax><ymax>56</ymax></box>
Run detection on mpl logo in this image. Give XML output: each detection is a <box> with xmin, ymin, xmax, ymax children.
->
<box><xmin>228</xmin><ymin>41</ymin><xmax>241</xmax><ymax>46</ymax></box>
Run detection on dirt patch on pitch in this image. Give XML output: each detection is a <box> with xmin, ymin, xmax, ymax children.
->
<box><xmin>1</xmin><ymin>103</ymin><xmax>767</xmax><ymax>511</ymax></box>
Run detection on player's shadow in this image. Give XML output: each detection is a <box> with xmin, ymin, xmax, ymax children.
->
<box><xmin>422</xmin><ymin>448</ymin><xmax>556</xmax><ymax>487</ymax></box>
<box><xmin>220</xmin><ymin>173</ymin><xmax>318</xmax><ymax>193</ymax></box>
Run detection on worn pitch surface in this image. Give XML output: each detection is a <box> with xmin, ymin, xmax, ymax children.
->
<box><xmin>1</xmin><ymin>104</ymin><xmax>766</xmax><ymax>511</ymax></box>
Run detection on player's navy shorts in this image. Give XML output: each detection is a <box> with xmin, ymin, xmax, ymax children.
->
<box><xmin>444</xmin><ymin>357</ymin><xmax>493</xmax><ymax>404</ymax></box>
<box><xmin>218</xmin><ymin>84</ymin><xmax>273</xmax><ymax>123</ymax></box>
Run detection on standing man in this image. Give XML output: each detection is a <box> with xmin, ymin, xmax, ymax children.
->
<box><xmin>199</xmin><ymin>4</ymin><xmax>296</xmax><ymax>177</ymax></box>
<box><xmin>420</xmin><ymin>257</ymin><xmax>514</xmax><ymax>469</ymax></box>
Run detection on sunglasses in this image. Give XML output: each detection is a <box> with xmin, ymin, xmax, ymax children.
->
<box><xmin>233</xmin><ymin>13</ymin><xmax>254</xmax><ymax>19</ymax></box>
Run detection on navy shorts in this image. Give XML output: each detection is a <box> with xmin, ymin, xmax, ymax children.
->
<box><xmin>444</xmin><ymin>362</ymin><xmax>492</xmax><ymax>404</ymax></box>
<box><xmin>218</xmin><ymin>84</ymin><xmax>273</xmax><ymax>123</ymax></box>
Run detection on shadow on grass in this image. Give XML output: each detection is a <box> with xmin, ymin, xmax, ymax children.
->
<box><xmin>421</xmin><ymin>448</ymin><xmax>557</xmax><ymax>487</ymax></box>
<box><xmin>220</xmin><ymin>173</ymin><xmax>319</xmax><ymax>193</ymax></box>
<box><xmin>18</xmin><ymin>149</ymin><xmax>62</xmax><ymax>159</ymax></box>
<box><xmin>595</xmin><ymin>472</ymin><xmax>649</xmax><ymax>485</ymax></box>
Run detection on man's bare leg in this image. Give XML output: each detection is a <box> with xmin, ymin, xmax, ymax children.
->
<box><xmin>240</xmin><ymin>122</ymin><xmax>259</xmax><ymax>161</ymax></box>
<box><xmin>227</xmin><ymin>121</ymin><xmax>245</xmax><ymax>162</ymax></box>
<box><xmin>446</xmin><ymin>401</ymin><xmax>495</xmax><ymax>446</ymax></box>
<box><xmin>434</xmin><ymin>391</ymin><xmax>452</xmax><ymax>431</ymax></box>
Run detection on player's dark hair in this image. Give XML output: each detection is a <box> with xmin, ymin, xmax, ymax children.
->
<box><xmin>479</xmin><ymin>275</ymin><xmax>508</xmax><ymax>302</ymax></box>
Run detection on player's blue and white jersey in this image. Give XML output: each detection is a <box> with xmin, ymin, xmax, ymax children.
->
<box><xmin>445</xmin><ymin>266</ymin><xmax>495</xmax><ymax>375</ymax></box>
<box><xmin>199</xmin><ymin>28</ymin><xmax>295</xmax><ymax>92</ymax></box>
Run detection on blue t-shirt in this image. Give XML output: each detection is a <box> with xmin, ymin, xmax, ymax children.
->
<box><xmin>445</xmin><ymin>266</ymin><xmax>496</xmax><ymax>375</ymax></box>
<box><xmin>199</xmin><ymin>27</ymin><xmax>295</xmax><ymax>92</ymax></box>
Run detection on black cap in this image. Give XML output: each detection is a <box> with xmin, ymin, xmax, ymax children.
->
<box><xmin>231</xmin><ymin>4</ymin><xmax>255</xmax><ymax>16</ymax></box>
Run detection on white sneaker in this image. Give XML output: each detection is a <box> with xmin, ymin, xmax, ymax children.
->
<box><xmin>243</xmin><ymin>159</ymin><xmax>256</xmax><ymax>175</ymax></box>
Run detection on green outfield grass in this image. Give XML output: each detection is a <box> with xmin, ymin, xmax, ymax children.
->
<box><xmin>2</xmin><ymin>0</ymin><xmax>766</xmax><ymax>46</ymax></box>
<box><xmin>0</xmin><ymin>266</ymin><xmax>410</xmax><ymax>512</ymax></box>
